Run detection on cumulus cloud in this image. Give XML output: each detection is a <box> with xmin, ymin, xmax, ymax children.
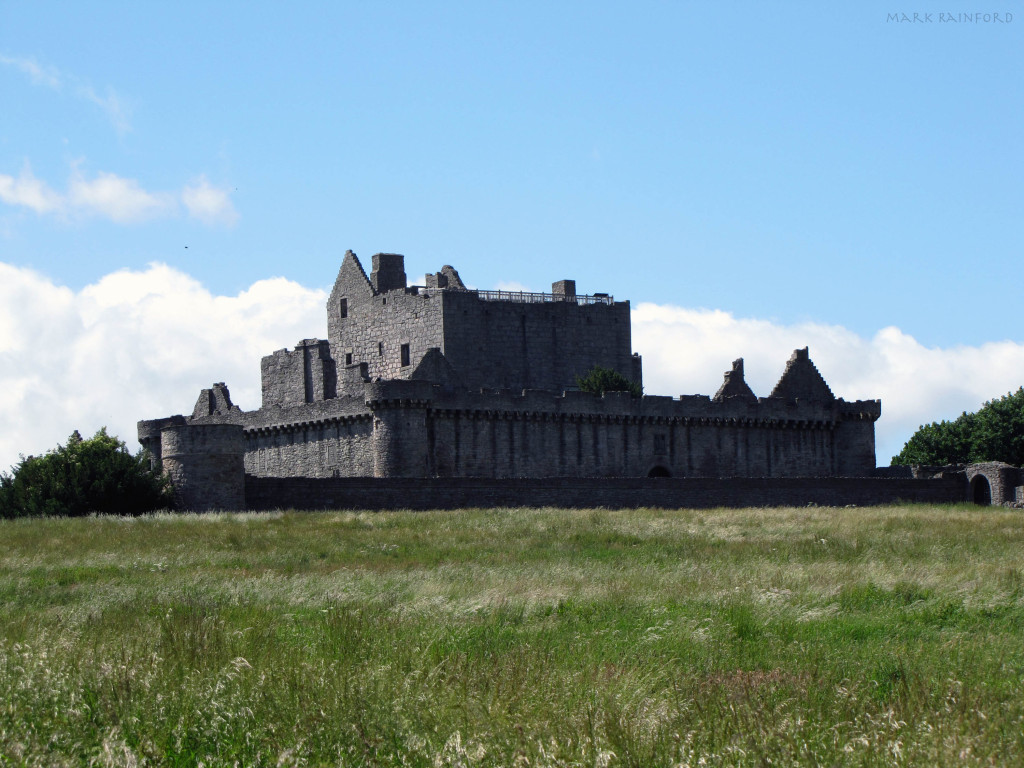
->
<box><xmin>0</xmin><ymin>164</ymin><xmax>237</xmax><ymax>226</ymax></box>
<box><xmin>0</xmin><ymin>53</ymin><xmax>131</xmax><ymax>133</ymax></box>
<box><xmin>0</xmin><ymin>263</ymin><xmax>1019</xmax><ymax>472</ymax></box>
<box><xmin>182</xmin><ymin>176</ymin><xmax>239</xmax><ymax>227</ymax></box>
<box><xmin>0</xmin><ymin>262</ymin><xmax>325</xmax><ymax>471</ymax></box>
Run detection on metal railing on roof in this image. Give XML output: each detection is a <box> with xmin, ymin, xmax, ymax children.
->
<box><xmin>471</xmin><ymin>289</ymin><xmax>614</xmax><ymax>305</ymax></box>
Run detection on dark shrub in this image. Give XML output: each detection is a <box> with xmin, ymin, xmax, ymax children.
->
<box><xmin>0</xmin><ymin>428</ymin><xmax>171</xmax><ymax>518</ymax></box>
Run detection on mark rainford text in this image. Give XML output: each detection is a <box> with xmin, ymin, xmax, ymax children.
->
<box><xmin>887</xmin><ymin>11</ymin><xmax>1013</xmax><ymax>22</ymax></box>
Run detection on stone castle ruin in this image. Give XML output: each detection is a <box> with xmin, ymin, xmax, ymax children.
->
<box><xmin>138</xmin><ymin>251</ymin><xmax>1018</xmax><ymax>510</ymax></box>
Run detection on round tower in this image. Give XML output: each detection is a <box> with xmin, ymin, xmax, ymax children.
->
<box><xmin>160</xmin><ymin>423</ymin><xmax>245</xmax><ymax>511</ymax></box>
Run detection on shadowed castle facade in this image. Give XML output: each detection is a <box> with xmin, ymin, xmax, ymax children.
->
<box><xmin>140</xmin><ymin>251</ymin><xmax>889</xmax><ymax>510</ymax></box>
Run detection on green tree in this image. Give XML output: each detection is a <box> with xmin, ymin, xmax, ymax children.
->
<box><xmin>892</xmin><ymin>388</ymin><xmax>1024</xmax><ymax>466</ymax></box>
<box><xmin>973</xmin><ymin>387</ymin><xmax>1024</xmax><ymax>466</ymax></box>
<box><xmin>575</xmin><ymin>366</ymin><xmax>642</xmax><ymax>398</ymax></box>
<box><xmin>0</xmin><ymin>428</ymin><xmax>171</xmax><ymax>519</ymax></box>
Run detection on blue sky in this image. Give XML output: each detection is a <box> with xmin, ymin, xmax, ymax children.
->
<box><xmin>0</xmin><ymin>2</ymin><xmax>1021</xmax><ymax>468</ymax></box>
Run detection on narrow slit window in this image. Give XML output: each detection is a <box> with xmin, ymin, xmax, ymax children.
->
<box><xmin>345</xmin><ymin>353</ymin><xmax>353</xmax><ymax>365</ymax></box>
<box><xmin>378</xmin><ymin>342</ymin><xmax>384</xmax><ymax>356</ymax></box>
<box><xmin>400</xmin><ymin>344</ymin><xmax>410</xmax><ymax>367</ymax></box>
<box><xmin>339</xmin><ymin>298</ymin><xmax>348</xmax><ymax>318</ymax></box>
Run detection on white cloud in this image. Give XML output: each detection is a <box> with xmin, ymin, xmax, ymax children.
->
<box><xmin>0</xmin><ymin>163</ymin><xmax>237</xmax><ymax>226</ymax></box>
<box><xmin>0</xmin><ymin>264</ymin><xmax>1020</xmax><ymax>473</ymax></box>
<box><xmin>0</xmin><ymin>164</ymin><xmax>63</xmax><ymax>214</ymax></box>
<box><xmin>182</xmin><ymin>176</ymin><xmax>239</xmax><ymax>227</ymax></box>
<box><xmin>0</xmin><ymin>262</ymin><xmax>325</xmax><ymax>471</ymax></box>
<box><xmin>68</xmin><ymin>169</ymin><xmax>176</xmax><ymax>223</ymax></box>
<box><xmin>0</xmin><ymin>53</ymin><xmax>131</xmax><ymax>133</ymax></box>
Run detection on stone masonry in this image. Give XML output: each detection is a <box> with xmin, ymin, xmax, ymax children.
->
<box><xmin>322</xmin><ymin>251</ymin><xmax>640</xmax><ymax>394</ymax></box>
<box><xmin>136</xmin><ymin>250</ymin><xmax>1005</xmax><ymax>511</ymax></box>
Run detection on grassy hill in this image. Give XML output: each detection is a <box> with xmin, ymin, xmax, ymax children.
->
<box><xmin>2</xmin><ymin>504</ymin><xmax>1023</xmax><ymax>766</ymax></box>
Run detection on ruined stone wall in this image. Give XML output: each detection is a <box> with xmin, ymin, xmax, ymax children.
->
<box><xmin>439</xmin><ymin>290</ymin><xmax>637</xmax><ymax>392</ymax></box>
<box><xmin>231</xmin><ymin>381</ymin><xmax>879</xmax><ymax>481</ymax></box>
<box><xmin>138</xmin><ymin>415</ymin><xmax>186</xmax><ymax>468</ymax></box>
<box><xmin>169</xmin><ymin>364</ymin><xmax>880</xmax><ymax>484</ymax></box>
<box><xmin>424</xmin><ymin>406</ymin><xmax>842</xmax><ymax>479</ymax></box>
<box><xmin>964</xmin><ymin>462</ymin><xmax>1024</xmax><ymax>505</ymax></box>
<box><xmin>833</xmin><ymin>415</ymin><xmax>877</xmax><ymax>476</ymax></box>
<box><xmin>175</xmin><ymin>390</ymin><xmax>378</xmax><ymax>480</ymax></box>
<box><xmin>445</xmin><ymin>387</ymin><xmax>874</xmax><ymax>479</ymax></box>
<box><xmin>261</xmin><ymin>339</ymin><xmax>337</xmax><ymax>408</ymax></box>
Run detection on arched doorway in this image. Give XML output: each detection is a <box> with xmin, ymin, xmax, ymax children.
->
<box><xmin>647</xmin><ymin>465</ymin><xmax>672</xmax><ymax>478</ymax></box>
<box><xmin>971</xmin><ymin>474</ymin><xmax>992</xmax><ymax>506</ymax></box>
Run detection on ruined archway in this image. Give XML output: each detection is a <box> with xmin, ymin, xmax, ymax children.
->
<box><xmin>647</xmin><ymin>465</ymin><xmax>672</xmax><ymax>478</ymax></box>
<box><xmin>971</xmin><ymin>474</ymin><xmax>992</xmax><ymax>506</ymax></box>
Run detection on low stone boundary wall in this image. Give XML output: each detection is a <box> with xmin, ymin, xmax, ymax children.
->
<box><xmin>244</xmin><ymin>475</ymin><xmax>965</xmax><ymax>511</ymax></box>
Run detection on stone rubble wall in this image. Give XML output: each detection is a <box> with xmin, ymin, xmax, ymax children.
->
<box><xmin>245</xmin><ymin>474</ymin><xmax>965</xmax><ymax>511</ymax></box>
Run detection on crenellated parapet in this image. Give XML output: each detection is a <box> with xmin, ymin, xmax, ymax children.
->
<box><xmin>364</xmin><ymin>379</ymin><xmax>436</xmax><ymax>408</ymax></box>
<box><xmin>416</xmin><ymin>384</ymin><xmax>878</xmax><ymax>427</ymax></box>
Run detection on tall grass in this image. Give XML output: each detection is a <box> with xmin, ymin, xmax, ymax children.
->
<box><xmin>1</xmin><ymin>504</ymin><xmax>1023</xmax><ymax>766</ymax></box>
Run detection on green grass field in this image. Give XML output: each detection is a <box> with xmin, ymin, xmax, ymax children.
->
<box><xmin>2</xmin><ymin>504</ymin><xmax>1023</xmax><ymax>766</ymax></box>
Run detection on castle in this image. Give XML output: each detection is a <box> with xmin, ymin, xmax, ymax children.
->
<box><xmin>138</xmin><ymin>251</ymin><xmax>1013</xmax><ymax>510</ymax></box>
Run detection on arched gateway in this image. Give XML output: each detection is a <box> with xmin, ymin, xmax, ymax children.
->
<box><xmin>971</xmin><ymin>474</ymin><xmax>992</xmax><ymax>506</ymax></box>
